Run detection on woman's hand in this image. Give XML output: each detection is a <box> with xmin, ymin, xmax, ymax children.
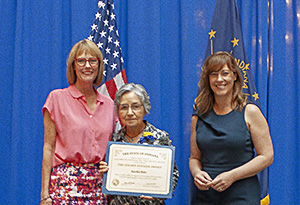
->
<box><xmin>99</xmin><ymin>161</ymin><xmax>109</xmax><ymax>177</ymax></box>
<box><xmin>193</xmin><ymin>170</ymin><xmax>212</xmax><ymax>190</ymax></box>
<box><xmin>40</xmin><ymin>197</ymin><xmax>52</xmax><ymax>205</ymax></box>
<box><xmin>210</xmin><ymin>171</ymin><xmax>235</xmax><ymax>192</ymax></box>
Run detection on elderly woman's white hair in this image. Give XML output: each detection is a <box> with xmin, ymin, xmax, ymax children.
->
<box><xmin>114</xmin><ymin>83</ymin><xmax>151</xmax><ymax>114</ymax></box>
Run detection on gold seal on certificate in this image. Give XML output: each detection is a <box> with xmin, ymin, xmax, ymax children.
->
<box><xmin>102</xmin><ymin>141</ymin><xmax>175</xmax><ymax>198</ymax></box>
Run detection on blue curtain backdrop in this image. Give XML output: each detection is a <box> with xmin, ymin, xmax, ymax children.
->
<box><xmin>0</xmin><ymin>0</ymin><xmax>299</xmax><ymax>204</ymax></box>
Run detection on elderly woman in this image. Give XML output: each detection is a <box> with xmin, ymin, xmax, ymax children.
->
<box><xmin>40</xmin><ymin>39</ymin><xmax>118</xmax><ymax>204</ymax></box>
<box><xmin>100</xmin><ymin>83</ymin><xmax>179</xmax><ymax>204</ymax></box>
<box><xmin>189</xmin><ymin>51</ymin><xmax>274</xmax><ymax>204</ymax></box>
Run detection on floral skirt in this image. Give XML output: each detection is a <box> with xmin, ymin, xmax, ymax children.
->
<box><xmin>49</xmin><ymin>163</ymin><xmax>108</xmax><ymax>205</ymax></box>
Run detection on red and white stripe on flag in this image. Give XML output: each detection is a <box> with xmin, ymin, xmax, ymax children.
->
<box><xmin>97</xmin><ymin>69</ymin><xmax>127</xmax><ymax>100</ymax></box>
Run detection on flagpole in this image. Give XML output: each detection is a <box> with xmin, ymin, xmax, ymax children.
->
<box><xmin>266</xmin><ymin>0</ymin><xmax>270</xmax><ymax>122</ymax></box>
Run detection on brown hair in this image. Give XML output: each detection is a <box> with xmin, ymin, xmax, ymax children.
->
<box><xmin>194</xmin><ymin>51</ymin><xmax>247</xmax><ymax>115</ymax></box>
<box><xmin>66</xmin><ymin>39</ymin><xmax>104</xmax><ymax>86</ymax></box>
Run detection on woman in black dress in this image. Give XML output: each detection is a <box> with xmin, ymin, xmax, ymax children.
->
<box><xmin>189</xmin><ymin>51</ymin><xmax>274</xmax><ymax>204</ymax></box>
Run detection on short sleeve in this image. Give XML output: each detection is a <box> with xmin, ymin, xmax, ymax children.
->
<box><xmin>42</xmin><ymin>91</ymin><xmax>56</xmax><ymax>123</ymax></box>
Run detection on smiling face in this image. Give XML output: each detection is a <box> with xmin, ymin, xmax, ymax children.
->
<box><xmin>118</xmin><ymin>91</ymin><xmax>146</xmax><ymax>130</ymax></box>
<box><xmin>209</xmin><ymin>65</ymin><xmax>237</xmax><ymax>98</ymax></box>
<box><xmin>74</xmin><ymin>52</ymin><xmax>99</xmax><ymax>85</ymax></box>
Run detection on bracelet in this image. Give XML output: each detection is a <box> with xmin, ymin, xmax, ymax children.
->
<box><xmin>40</xmin><ymin>196</ymin><xmax>50</xmax><ymax>202</ymax></box>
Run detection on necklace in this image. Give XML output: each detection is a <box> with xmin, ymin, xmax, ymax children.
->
<box><xmin>125</xmin><ymin>127</ymin><xmax>145</xmax><ymax>142</ymax></box>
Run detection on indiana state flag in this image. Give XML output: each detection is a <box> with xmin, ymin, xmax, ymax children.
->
<box><xmin>202</xmin><ymin>0</ymin><xmax>269</xmax><ymax>204</ymax></box>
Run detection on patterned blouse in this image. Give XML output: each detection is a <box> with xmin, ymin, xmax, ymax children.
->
<box><xmin>109</xmin><ymin>121</ymin><xmax>179</xmax><ymax>205</ymax></box>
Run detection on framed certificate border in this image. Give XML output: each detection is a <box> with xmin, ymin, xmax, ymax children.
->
<box><xmin>102</xmin><ymin>141</ymin><xmax>175</xmax><ymax>199</ymax></box>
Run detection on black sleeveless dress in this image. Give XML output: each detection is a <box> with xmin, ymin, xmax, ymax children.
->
<box><xmin>192</xmin><ymin>106</ymin><xmax>260</xmax><ymax>205</ymax></box>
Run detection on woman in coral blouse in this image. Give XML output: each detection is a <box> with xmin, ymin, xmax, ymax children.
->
<box><xmin>40</xmin><ymin>39</ymin><xmax>118</xmax><ymax>204</ymax></box>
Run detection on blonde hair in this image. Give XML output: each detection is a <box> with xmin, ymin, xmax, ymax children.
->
<box><xmin>66</xmin><ymin>39</ymin><xmax>104</xmax><ymax>86</ymax></box>
<box><xmin>194</xmin><ymin>51</ymin><xmax>247</xmax><ymax>115</ymax></box>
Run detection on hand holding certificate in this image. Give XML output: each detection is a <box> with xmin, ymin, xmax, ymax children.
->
<box><xmin>102</xmin><ymin>141</ymin><xmax>175</xmax><ymax>198</ymax></box>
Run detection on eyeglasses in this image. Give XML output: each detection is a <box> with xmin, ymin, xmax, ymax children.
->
<box><xmin>119</xmin><ymin>104</ymin><xmax>143</xmax><ymax>113</ymax></box>
<box><xmin>75</xmin><ymin>58</ymin><xmax>99</xmax><ymax>67</ymax></box>
<box><xmin>209</xmin><ymin>69</ymin><xmax>233</xmax><ymax>78</ymax></box>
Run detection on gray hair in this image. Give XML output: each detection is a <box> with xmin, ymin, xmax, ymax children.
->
<box><xmin>114</xmin><ymin>83</ymin><xmax>151</xmax><ymax>114</ymax></box>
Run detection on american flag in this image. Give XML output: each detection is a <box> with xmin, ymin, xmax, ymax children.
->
<box><xmin>88</xmin><ymin>0</ymin><xmax>127</xmax><ymax>100</ymax></box>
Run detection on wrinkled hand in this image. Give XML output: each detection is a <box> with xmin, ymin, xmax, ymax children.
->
<box><xmin>194</xmin><ymin>170</ymin><xmax>212</xmax><ymax>190</ymax></box>
<box><xmin>99</xmin><ymin>161</ymin><xmax>109</xmax><ymax>177</ymax></box>
<box><xmin>140</xmin><ymin>195</ymin><xmax>154</xmax><ymax>200</ymax></box>
<box><xmin>210</xmin><ymin>171</ymin><xmax>234</xmax><ymax>192</ymax></box>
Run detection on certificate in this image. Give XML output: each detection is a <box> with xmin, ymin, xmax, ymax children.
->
<box><xmin>102</xmin><ymin>141</ymin><xmax>175</xmax><ymax>198</ymax></box>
